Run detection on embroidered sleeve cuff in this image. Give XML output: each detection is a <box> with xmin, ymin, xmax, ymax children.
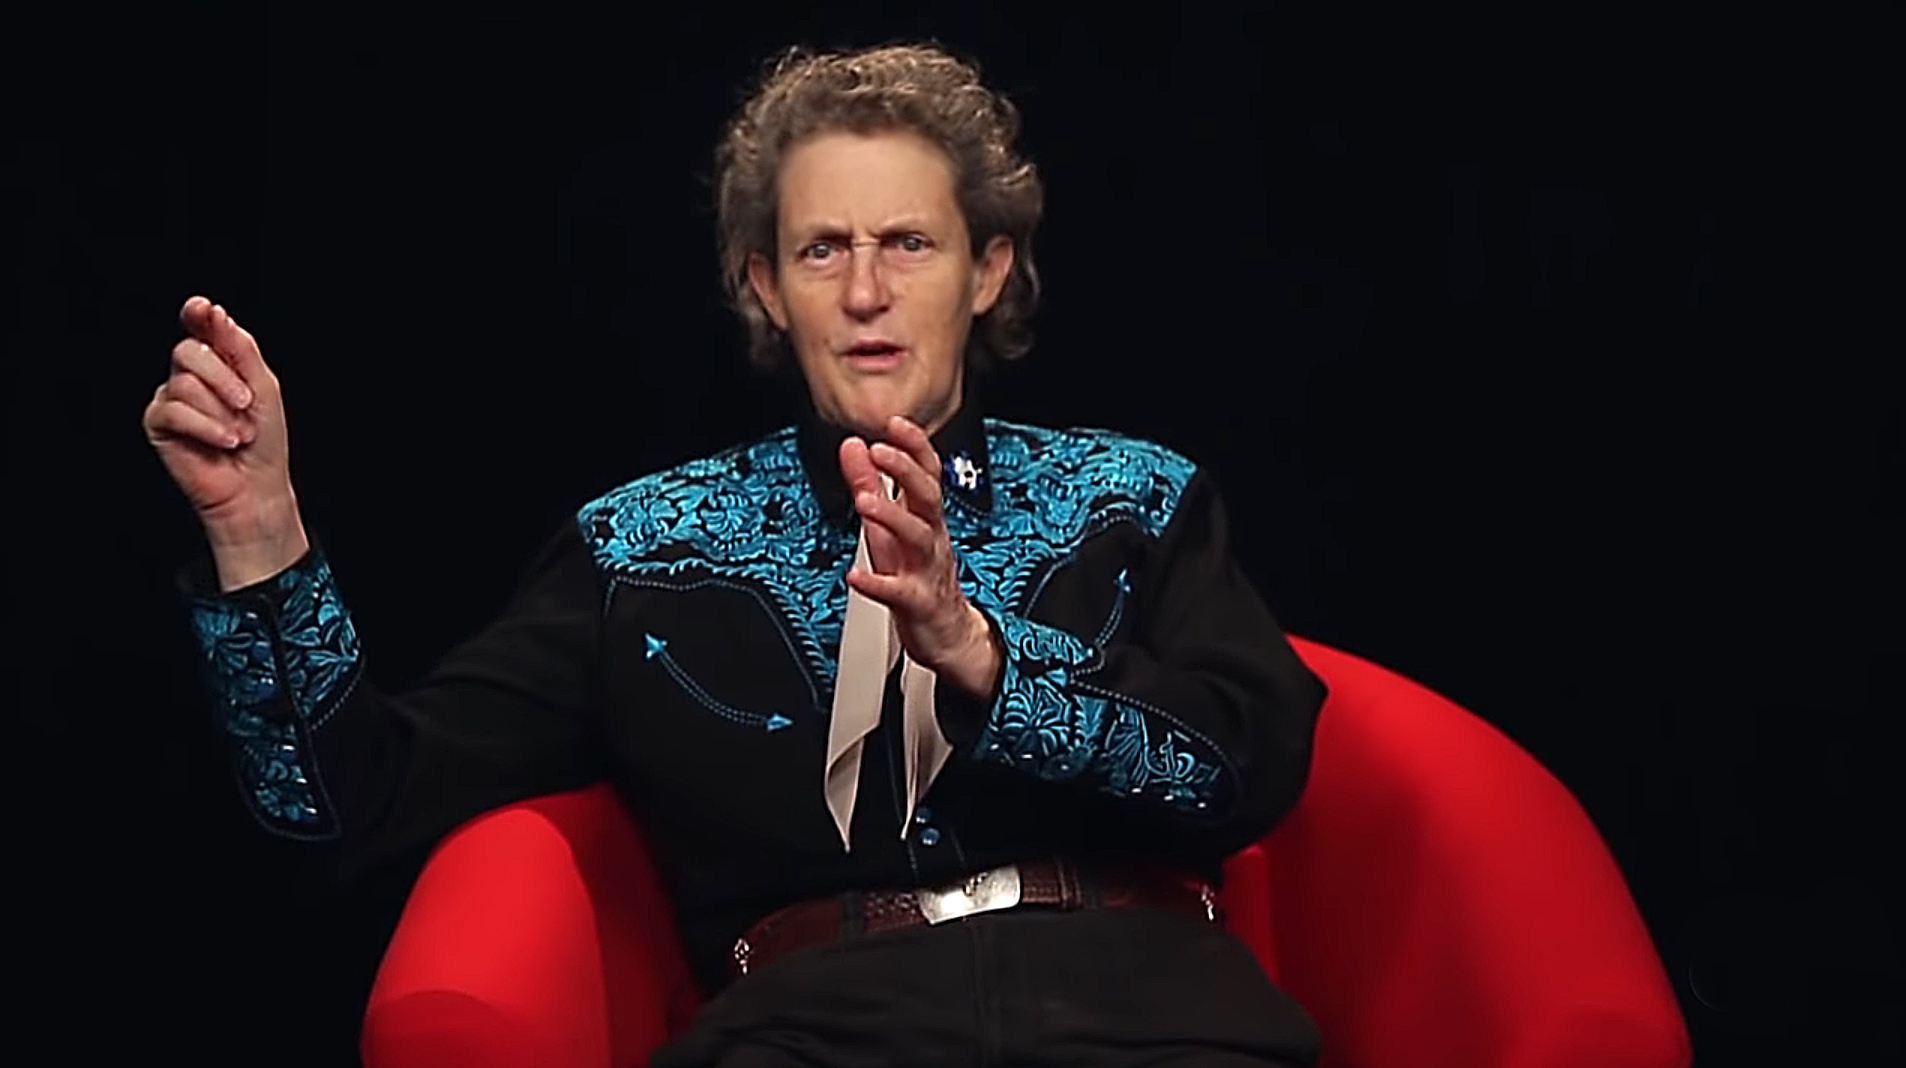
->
<box><xmin>964</xmin><ymin>610</ymin><xmax>1097</xmax><ymax>775</ymax></box>
<box><xmin>956</xmin><ymin>611</ymin><xmax>1228</xmax><ymax>815</ymax></box>
<box><xmin>182</xmin><ymin>544</ymin><xmax>361</xmax><ymax>839</ymax></box>
<box><xmin>932</xmin><ymin>606</ymin><xmax>1005</xmax><ymax>750</ymax></box>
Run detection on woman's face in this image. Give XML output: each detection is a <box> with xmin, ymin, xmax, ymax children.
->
<box><xmin>749</xmin><ymin>129</ymin><xmax>1013</xmax><ymax>439</ymax></box>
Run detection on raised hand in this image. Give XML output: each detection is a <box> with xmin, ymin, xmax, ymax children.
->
<box><xmin>839</xmin><ymin>416</ymin><xmax>1001</xmax><ymax>697</ymax></box>
<box><xmin>143</xmin><ymin>295</ymin><xmax>308</xmax><ymax>589</ymax></box>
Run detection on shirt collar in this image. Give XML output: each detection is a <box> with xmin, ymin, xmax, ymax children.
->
<box><xmin>796</xmin><ymin>382</ymin><xmax>994</xmax><ymax>530</ymax></box>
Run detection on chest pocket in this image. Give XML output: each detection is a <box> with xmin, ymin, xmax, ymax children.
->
<box><xmin>639</xmin><ymin>631</ymin><xmax>793</xmax><ymax>733</ymax></box>
<box><xmin>1095</xmin><ymin>567</ymin><xmax>1132</xmax><ymax>646</ymax></box>
<box><xmin>611</xmin><ymin>574</ymin><xmax>820</xmax><ymax>727</ymax></box>
<box><xmin>1002</xmin><ymin>517</ymin><xmax>1151</xmax><ymax>653</ymax></box>
<box><xmin>602</xmin><ymin>574</ymin><xmax>839</xmax><ymax>842</ymax></box>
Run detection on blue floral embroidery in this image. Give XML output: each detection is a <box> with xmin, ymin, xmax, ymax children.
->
<box><xmin>189</xmin><ymin>551</ymin><xmax>359</xmax><ymax>838</ymax></box>
<box><xmin>579</xmin><ymin>421</ymin><xmax>1191</xmax><ymax>685</ymax></box>
<box><xmin>581</xmin><ymin>431</ymin><xmax>857</xmax><ymax>690</ymax></box>
<box><xmin>269</xmin><ymin>554</ymin><xmax>362</xmax><ymax>726</ymax></box>
<box><xmin>959</xmin><ymin>423</ymin><xmax>1193</xmax><ymax>619</ymax></box>
<box><xmin>1098</xmin><ymin>702</ymin><xmax>1223</xmax><ymax>809</ymax></box>
<box><xmin>975</xmin><ymin>612</ymin><xmax>1225</xmax><ymax>813</ymax></box>
<box><xmin>227</xmin><ymin>708</ymin><xmax>323</xmax><ymax>827</ymax></box>
<box><xmin>579</xmin><ymin>418</ymin><xmax>1220</xmax><ymax>812</ymax></box>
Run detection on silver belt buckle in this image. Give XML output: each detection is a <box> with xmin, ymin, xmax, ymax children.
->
<box><xmin>914</xmin><ymin>863</ymin><xmax>1023</xmax><ymax>925</ymax></box>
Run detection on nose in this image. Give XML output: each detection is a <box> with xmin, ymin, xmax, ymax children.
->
<box><xmin>841</xmin><ymin>241</ymin><xmax>891</xmax><ymax>321</ymax></box>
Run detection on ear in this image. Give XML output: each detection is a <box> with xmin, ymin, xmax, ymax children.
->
<box><xmin>747</xmin><ymin>251</ymin><xmax>790</xmax><ymax>331</ymax></box>
<box><xmin>968</xmin><ymin>235</ymin><xmax>1015</xmax><ymax>316</ymax></box>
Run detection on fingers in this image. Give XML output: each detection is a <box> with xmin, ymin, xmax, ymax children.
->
<box><xmin>881</xmin><ymin>417</ymin><xmax>942</xmax><ymax>493</ymax></box>
<box><xmin>838</xmin><ymin>437</ymin><xmax>888</xmax><ymax>499</ymax></box>
<box><xmin>179</xmin><ymin>295</ymin><xmax>216</xmax><ymax>338</ymax></box>
<box><xmin>172</xmin><ymin>337</ymin><xmax>254</xmax><ymax>411</ymax></box>
<box><xmin>147</xmin><ymin>391</ymin><xmax>247</xmax><ymax>450</ymax></box>
<box><xmin>167</xmin><ymin>371</ymin><xmax>257</xmax><ymax>444</ymax></box>
<box><xmin>869</xmin><ymin>441</ymin><xmax>942</xmax><ymax>520</ymax></box>
<box><xmin>859</xmin><ymin>509</ymin><xmax>904</xmax><ymax>577</ymax></box>
<box><xmin>840</xmin><ymin>420</ymin><xmax>951</xmax><ymax>572</ymax></box>
<box><xmin>178</xmin><ymin>295</ymin><xmax>270</xmax><ymax>388</ymax></box>
<box><xmin>205</xmin><ymin>302</ymin><xmax>268</xmax><ymax>381</ymax></box>
<box><xmin>845</xmin><ymin>566</ymin><xmax>933</xmax><ymax>617</ymax></box>
<box><xmin>842</xmin><ymin>422</ymin><xmax>945</xmax><ymax>526</ymax></box>
<box><xmin>854</xmin><ymin>487</ymin><xmax>936</xmax><ymax>555</ymax></box>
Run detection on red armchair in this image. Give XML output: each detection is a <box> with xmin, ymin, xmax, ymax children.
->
<box><xmin>360</xmin><ymin>637</ymin><xmax>1693</xmax><ymax>1068</ymax></box>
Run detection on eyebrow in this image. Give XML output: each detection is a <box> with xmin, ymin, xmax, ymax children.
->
<box><xmin>789</xmin><ymin>218</ymin><xmax>936</xmax><ymax>243</ymax></box>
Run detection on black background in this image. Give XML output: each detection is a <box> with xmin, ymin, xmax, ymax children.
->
<box><xmin>17</xmin><ymin>4</ymin><xmax>1896</xmax><ymax>1066</ymax></box>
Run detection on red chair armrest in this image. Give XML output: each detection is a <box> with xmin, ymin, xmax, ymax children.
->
<box><xmin>1255</xmin><ymin>638</ymin><xmax>1691</xmax><ymax>1068</ymax></box>
<box><xmin>362</xmin><ymin>784</ymin><xmax>697</xmax><ymax>1068</ymax></box>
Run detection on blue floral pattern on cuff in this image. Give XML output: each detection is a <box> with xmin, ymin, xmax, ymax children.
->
<box><xmin>189</xmin><ymin>550</ymin><xmax>358</xmax><ymax>838</ymax></box>
<box><xmin>970</xmin><ymin>612</ymin><xmax>1226</xmax><ymax>814</ymax></box>
<box><xmin>268</xmin><ymin>553</ymin><xmax>362</xmax><ymax>726</ymax></box>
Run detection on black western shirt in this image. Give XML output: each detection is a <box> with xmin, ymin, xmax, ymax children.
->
<box><xmin>181</xmin><ymin>392</ymin><xmax>1327</xmax><ymax>995</ymax></box>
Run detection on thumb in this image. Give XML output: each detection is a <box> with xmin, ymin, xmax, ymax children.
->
<box><xmin>205</xmin><ymin>301</ymin><xmax>271</xmax><ymax>385</ymax></box>
<box><xmin>178</xmin><ymin>295</ymin><xmax>217</xmax><ymax>341</ymax></box>
<box><xmin>179</xmin><ymin>295</ymin><xmax>270</xmax><ymax>386</ymax></box>
<box><xmin>839</xmin><ymin>437</ymin><xmax>886</xmax><ymax>497</ymax></box>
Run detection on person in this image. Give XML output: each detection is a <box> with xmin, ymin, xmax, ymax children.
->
<box><xmin>145</xmin><ymin>43</ymin><xmax>1329</xmax><ymax>1068</ymax></box>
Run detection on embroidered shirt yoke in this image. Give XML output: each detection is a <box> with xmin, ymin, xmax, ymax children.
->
<box><xmin>180</xmin><ymin>392</ymin><xmax>1327</xmax><ymax>996</ymax></box>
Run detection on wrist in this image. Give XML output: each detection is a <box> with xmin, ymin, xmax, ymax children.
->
<box><xmin>203</xmin><ymin>491</ymin><xmax>310</xmax><ymax>592</ymax></box>
<box><xmin>945</xmin><ymin>603</ymin><xmax>1003</xmax><ymax>700</ymax></box>
<box><xmin>201</xmin><ymin>486</ymin><xmax>301</xmax><ymax>543</ymax></box>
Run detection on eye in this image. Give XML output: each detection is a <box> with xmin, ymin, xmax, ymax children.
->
<box><xmin>799</xmin><ymin>241</ymin><xmax>839</xmax><ymax>262</ymax></box>
<box><xmin>896</xmin><ymin>233</ymin><xmax>930</xmax><ymax>253</ymax></box>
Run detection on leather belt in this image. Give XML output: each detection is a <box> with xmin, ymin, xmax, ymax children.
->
<box><xmin>733</xmin><ymin>857</ymin><xmax>1220</xmax><ymax>976</ymax></box>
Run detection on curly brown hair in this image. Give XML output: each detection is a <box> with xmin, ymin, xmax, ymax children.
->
<box><xmin>714</xmin><ymin>42</ymin><xmax>1044</xmax><ymax>373</ymax></box>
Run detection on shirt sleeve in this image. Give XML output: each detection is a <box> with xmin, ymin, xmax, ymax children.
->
<box><xmin>935</xmin><ymin>469</ymin><xmax>1325</xmax><ymax>854</ymax></box>
<box><xmin>178</xmin><ymin>519</ymin><xmax>608</xmax><ymax>879</ymax></box>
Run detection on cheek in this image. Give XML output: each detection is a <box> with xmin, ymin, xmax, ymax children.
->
<box><xmin>913</xmin><ymin>274</ymin><xmax>975</xmax><ymax>334</ymax></box>
<box><xmin>783</xmin><ymin>297</ymin><xmax>843</xmax><ymax>365</ymax></box>
<box><xmin>785</xmin><ymin>287</ymin><xmax>833</xmax><ymax>333</ymax></box>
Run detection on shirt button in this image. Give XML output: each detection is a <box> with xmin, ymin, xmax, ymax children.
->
<box><xmin>914</xmin><ymin>805</ymin><xmax>933</xmax><ymax>825</ymax></box>
<box><xmin>918</xmin><ymin>826</ymin><xmax>942</xmax><ymax>847</ymax></box>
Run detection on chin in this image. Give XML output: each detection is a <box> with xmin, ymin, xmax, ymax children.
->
<box><xmin>835</xmin><ymin>390</ymin><xmax>917</xmax><ymax>435</ymax></box>
<box><xmin>813</xmin><ymin>366</ymin><xmax>956</xmax><ymax>437</ymax></box>
<box><xmin>846</xmin><ymin>406</ymin><xmax>908</xmax><ymax>439</ymax></box>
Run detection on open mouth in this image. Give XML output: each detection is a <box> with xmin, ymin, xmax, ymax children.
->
<box><xmin>844</xmin><ymin>340</ymin><xmax>905</xmax><ymax>368</ymax></box>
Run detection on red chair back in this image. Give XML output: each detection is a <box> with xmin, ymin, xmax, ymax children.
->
<box><xmin>365</xmin><ymin>637</ymin><xmax>1692</xmax><ymax>1068</ymax></box>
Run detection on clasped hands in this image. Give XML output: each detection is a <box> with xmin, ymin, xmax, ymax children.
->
<box><xmin>840</xmin><ymin>416</ymin><xmax>1002</xmax><ymax>700</ymax></box>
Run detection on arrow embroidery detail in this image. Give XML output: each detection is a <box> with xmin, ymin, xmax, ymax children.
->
<box><xmin>1095</xmin><ymin>568</ymin><xmax>1132</xmax><ymax>647</ymax></box>
<box><xmin>645</xmin><ymin>633</ymin><xmax>793</xmax><ymax>732</ymax></box>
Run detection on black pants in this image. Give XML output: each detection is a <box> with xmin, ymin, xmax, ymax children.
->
<box><xmin>648</xmin><ymin>906</ymin><xmax>1321</xmax><ymax>1068</ymax></box>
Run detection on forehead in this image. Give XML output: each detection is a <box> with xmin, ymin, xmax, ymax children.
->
<box><xmin>776</xmin><ymin>130</ymin><xmax>961</xmax><ymax>231</ymax></box>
